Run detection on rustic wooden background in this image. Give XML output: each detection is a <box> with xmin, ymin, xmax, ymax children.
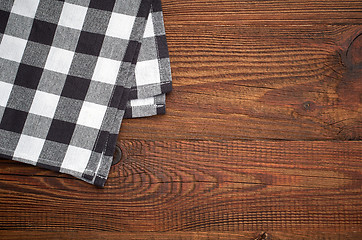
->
<box><xmin>1</xmin><ymin>0</ymin><xmax>361</xmax><ymax>239</ymax></box>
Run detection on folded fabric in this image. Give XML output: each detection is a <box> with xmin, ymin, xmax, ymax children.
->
<box><xmin>0</xmin><ymin>0</ymin><xmax>172</xmax><ymax>187</ymax></box>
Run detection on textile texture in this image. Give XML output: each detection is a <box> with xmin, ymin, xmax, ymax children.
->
<box><xmin>0</xmin><ymin>0</ymin><xmax>172</xmax><ymax>187</ymax></box>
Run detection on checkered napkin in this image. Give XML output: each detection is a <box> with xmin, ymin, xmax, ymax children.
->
<box><xmin>0</xmin><ymin>0</ymin><xmax>172</xmax><ymax>187</ymax></box>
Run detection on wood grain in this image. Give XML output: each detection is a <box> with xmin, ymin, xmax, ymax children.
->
<box><xmin>0</xmin><ymin>231</ymin><xmax>361</xmax><ymax>240</ymax></box>
<box><xmin>118</xmin><ymin>1</ymin><xmax>362</xmax><ymax>141</ymax></box>
<box><xmin>1</xmin><ymin>0</ymin><xmax>361</xmax><ymax>239</ymax></box>
<box><xmin>163</xmin><ymin>0</ymin><xmax>362</xmax><ymax>25</ymax></box>
<box><xmin>0</xmin><ymin>141</ymin><xmax>361</xmax><ymax>234</ymax></box>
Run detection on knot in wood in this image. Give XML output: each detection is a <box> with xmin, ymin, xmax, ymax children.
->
<box><xmin>302</xmin><ymin>101</ymin><xmax>315</xmax><ymax>111</ymax></box>
<box><xmin>254</xmin><ymin>232</ymin><xmax>272</xmax><ymax>240</ymax></box>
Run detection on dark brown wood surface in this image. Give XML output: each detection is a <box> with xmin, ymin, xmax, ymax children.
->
<box><xmin>1</xmin><ymin>0</ymin><xmax>361</xmax><ymax>239</ymax></box>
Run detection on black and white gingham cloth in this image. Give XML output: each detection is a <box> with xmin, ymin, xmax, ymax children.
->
<box><xmin>0</xmin><ymin>0</ymin><xmax>172</xmax><ymax>187</ymax></box>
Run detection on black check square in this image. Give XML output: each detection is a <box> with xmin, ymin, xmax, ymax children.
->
<box><xmin>37</xmin><ymin>162</ymin><xmax>61</xmax><ymax>172</ymax></box>
<box><xmin>89</xmin><ymin>0</ymin><xmax>115</xmax><ymax>12</ymax></box>
<box><xmin>131</xmin><ymin>40</ymin><xmax>142</xmax><ymax>64</ymax></box>
<box><xmin>104</xmin><ymin>133</ymin><xmax>117</xmax><ymax>156</ymax></box>
<box><xmin>75</xmin><ymin>31</ymin><xmax>105</xmax><ymax>56</ymax></box>
<box><xmin>94</xmin><ymin>130</ymin><xmax>108</xmax><ymax>153</ymax></box>
<box><xmin>28</xmin><ymin>19</ymin><xmax>57</xmax><ymax>45</ymax></box>
<box><xmin>152</xmin><ymin>0</ymin><xmax>163</xmax><ymax>12</ymax></box>
<box><xmin>109</xmin><ymin>85</ymin><xmax>124</xmax><ymax>108</ymax></box>
<box><xmin>137</xmin><ymin>0</ymin><xmax>151</xmax><ymax>17</ymax></box>
<box><xmin>156</xmin><ymin>35</ymin><xmax>169</xmax><ymax>59</ymax></box>
<box><xmin>0</xmin><ymin>108</ymin><xmax>28</xmax><ymax>134</ymax></box>
<box><xmin>14</xmin><ymin>64</ymin><xmax>43</xmax><ymax>90</ymax></box>
<box><xmin>123</xmin><ymin>40</ymin><xmax>139</xmax><ymax>63</ymax></box>
<box><xmin>61</xmin><ymin>75</ymin><xmax>91</xmax><ymax>101</ymax></box>
<box><xmin>0</xmin><ymin>10</ymin><xmax>10</xmax><ymax>33</ymax></box>
<box><xmin>46</xmin><ymin>119</ymin><xmax>76</xmax><ymax>145</ymax></box>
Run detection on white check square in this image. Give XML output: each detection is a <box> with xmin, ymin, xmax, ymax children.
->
<box><xmin>92</xmin><ymin>57</ymin><xmax>121</xmax><ymax>85</ymax></box>
<box><xmin>0</xmin><ymin>35</ymin><xmax>27</xmax><ymax>63</ymax></box>
<box><xmin>58</xmin><ymin>2</ymin><xmax>87</xmax><ymax>30</ymax></box>
<box><xmin>14</xmin><ymin>135</ymin><xmax>45</xmax><ymax>162</ymax></box>
<box><xmin>106</xmin><ymin>12</ymin><xmax>136</xmax><ymax>39</ymax></box>
<box><xmin>44</xmin><ymin>47</ymin><xmax>74</xmax><ymax>74</ymax></box>
<box><xmin>0</xmin><ymin>82</ymin><xmax>13</xmax><ymax>107</ymax></box>
<box><xmin>143</xmin><ymin>13</ymin><xmax>154</xmax><ymax>38</ymax></box>
<box><xmin>135</xmin><ymin>59</ymin><xmax>160</xmax><ymax>85</ymax></box>
<box><xmin>11</xmin><ymin>0</ymin><xmax>40</xmax><ymax>18</ymax></box>
<box><xmin>77</xmin><ymin>101</ymin><xmax>107</xmax><ymax>129</ymax></box>
<box><xmin>29</xmin><ymin>90</ymin><xmax>60</xmax><ymax>118</ymax></box>
<box><xmin>130</xmin><ymin>97</ymin><xmax>154</xmax><ymax>107</ymax></box>
<box><xmin>61</xmin><ymin>145</ymin><xmax>92</xmax><ymax>173</ymax></box>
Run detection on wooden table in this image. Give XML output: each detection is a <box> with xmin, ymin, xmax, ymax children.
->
<box><xmin>1</xmin><ymin>0</ymin><xmax>361</xmax><ymax>239</ymax></box>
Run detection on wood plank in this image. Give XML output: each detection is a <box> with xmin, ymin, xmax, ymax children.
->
<box><xmin>0</xmin><ymin>231</ymin><xmax>361</xmax><ymax>240</ymax></box>
<box><xmin>118</xmin><ymin>22</ymin><xmax>361</xmax><ymax>140</ymax></box>
<box><xmin>0</xmin><ymin>0</ymin><xmax>361</xmax><ymax>238</ymax></box>
<box><xmin>162</xmin><ymin>0</ymin><xmax>362</xmax><ymax>25</ymax></box>
<box><xmin>0</xmin><ymin>141</ymin><xmax>360</xmax><ymax>232</ymax></box>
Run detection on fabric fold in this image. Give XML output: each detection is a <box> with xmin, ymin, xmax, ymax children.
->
<box><xmin>0</xmin><ymin>0</ymin><xmax>172</xmax><ymax>187</ymax></box>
